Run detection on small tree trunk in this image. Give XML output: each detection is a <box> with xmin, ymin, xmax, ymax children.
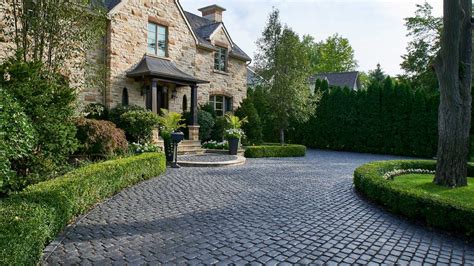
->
<box><xmin>433</xmin><ymin>0</ymin><xmax>472</xmax><ymax>187</ymax></box>
<box><xmin>280</xmin><ymin>128</ymin><xmax>285</xmax><ymax>146</ymax></box>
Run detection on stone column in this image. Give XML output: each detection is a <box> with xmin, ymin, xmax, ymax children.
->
<box><xmin>151</xmin><ymin>79</ymin><xmax>158</xmax><ymax>114</ymax></box>
<box><xmin>188</xmin><ymin>84</ymin><xmax>200</xmax><ymax>141</ymax></box>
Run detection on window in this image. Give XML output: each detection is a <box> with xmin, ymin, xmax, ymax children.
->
<box><xmin>209</xmin><ymin>95</ymin><xmax>232</xmax><ymax>116</ymax></box>
<box><xmin>214</xmin><ymin>47</ymin><xmax>227</xmax><ymax>71</ymax></box>
<box><xmin>147</xmin><ymin>22</ymin><xmax>167</xmax><ymax>57</ymax></box>
<box><xmin>122</xmin><ymin>88</ymin><xmax>129</xmax><ymax>106</ymax></box>
<box><xmin>182</xmin><ymin>95</ymin><xmax>188</xmax><ymax>112</ymax></box>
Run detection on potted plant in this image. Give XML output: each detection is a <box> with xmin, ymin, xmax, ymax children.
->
<box><xmin>157</xmin><ymin>109</ymin><xmax>185</xmax><ymax>162</ymax></box>
<box><xmin>224</xmin><ymin>114</ymin><xmax>247</xmax><ymax>155</ymax></box>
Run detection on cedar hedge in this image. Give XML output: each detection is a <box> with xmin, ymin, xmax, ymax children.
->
<box><xmin>244</xmin><ymin>144</ymin><xmax>306</xmax><ymax>158</ymax></box>
<box><xmin>289</xmin><ymin>80</ymin><xmax>439</xmax><ymax>158</ymax></box>
<box><xmin>0</xmin><ymin>153</ymin><xmax>166</xmax><ymax>265</ymax></box>
<box><xmin>354</xmin><ymin>160</ymin><xmax>474</xmax><ymax>239</ymax></box>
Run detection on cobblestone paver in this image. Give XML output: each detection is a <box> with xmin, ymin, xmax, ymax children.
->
<box><xmin>43</xmin><ymin>150</ymin><xmax>474</xmax><ymax>265</ymax></box>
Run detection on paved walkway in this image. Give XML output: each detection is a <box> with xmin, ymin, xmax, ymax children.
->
<box><xmin>44</xmin><ymin>150</ymin><xmax>474</xmax><ymax>265</ymax></box>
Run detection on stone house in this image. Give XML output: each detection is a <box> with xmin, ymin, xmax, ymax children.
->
<box><xmin>0</xmin><ymin>0</ymin><xmax>251</xmax><ymax>142</ymax></box>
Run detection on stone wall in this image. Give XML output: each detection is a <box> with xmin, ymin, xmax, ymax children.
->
<box><xmin>0</xmin><ymin>1</ymin><xmax>15</xmax><ymax>61</ymax></box>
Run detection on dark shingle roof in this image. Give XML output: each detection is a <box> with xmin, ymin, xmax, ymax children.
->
<box><xmin>127</xmin><ymin>55</ymin><xmax>209</xmax><ymax>85</ymax></box>
<box><xmin>247</xmin><ymin>67</ymin><xmax>266</xmax><ymax>87</ymax></box>
<box><xmin>184</xmin><ymin>11</ymin><xmax>251</xmax><ymax>61</ymax></box>
<box><xmin>309</xmin><ymin>71</ymin><xmax>359</xmax><ymax>90</ymax></box>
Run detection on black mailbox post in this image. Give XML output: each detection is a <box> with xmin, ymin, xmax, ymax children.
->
<box><xmin>171</xmin><ymin>131</ymin><xmax>185</xmax><ymax>168</ymax></box>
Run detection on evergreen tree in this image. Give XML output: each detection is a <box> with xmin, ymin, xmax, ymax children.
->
<box><xmin>368</xmin><ymin>63</ymin><xmax>386</xmax><ymax>86</ymax></box>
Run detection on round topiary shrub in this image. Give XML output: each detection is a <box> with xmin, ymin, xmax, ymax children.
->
<box><xmin>74</xmin><ymin>118</ymin><xmax>128</xmax><ymax>157</ymax></box>
<box><xmin>354</xmin><ymin>160</ymin><xmax>474</xmax><ymax>239</ymax></box>
<box><xmin>198</xmin><ymin>110</ymin><xmax>215</xmax><ymax>142</ymax></box>
<box><xmin>0</xmin><ymin>88</ymin><xmax>36</xmax><ymax>195</ymax></box>
<box><xmin>120</xmin><ymin>110</ymin><xmax>160</xmax><ymax>143</ymax></box>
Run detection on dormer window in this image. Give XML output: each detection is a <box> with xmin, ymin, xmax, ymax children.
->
<box><xmin>148</xmin><ymin>22</ymin><xmax>167</xmax><ymax>57</ymax></box>
<box><xmin>214</xmin><ymin>47</ymin><xmax>227</xmax><ymax>72</ymax></box>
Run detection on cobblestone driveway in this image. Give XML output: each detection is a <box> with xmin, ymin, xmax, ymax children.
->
<box><xmin>44</xmin><ymin>150</ymin><xmax>474</xmax><ymax>265</ymax></box>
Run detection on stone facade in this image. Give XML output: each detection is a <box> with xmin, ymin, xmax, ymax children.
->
<box><xmin>0</xmin><ymin>0</ymin><xmax>249</xmax><ymax>118</ymax></box>
<box><xmin>106</xmin><ymin>0</ymin><xmax>248</xmax><ymax>114</ymax></box>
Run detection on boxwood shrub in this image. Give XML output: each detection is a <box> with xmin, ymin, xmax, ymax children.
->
<box><xmin>244</xmin><ymin>144</ymin><xmax>306</xmax><ymax>158</ymax></box>
<box><xmin>354</xmin><ymin>160</ymin><xmax>474</xmax><ymax>239</ymax></box>
<box><xmin>0</xmin><ymin>153</ymin><xmax>166</xmax><ymax>265</ymax></box>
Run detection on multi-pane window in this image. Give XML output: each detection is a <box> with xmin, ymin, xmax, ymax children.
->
<box><xmin>147</xmin><ymin>22</ymin><xmax>167</xmax><ymax>57</ymax></box>
<box><xmin>209</xmin><ymin>95</ymin><xmax>233</xmax><ymax>116</ymax></box>
<box><xmin>214</xmin><ymin>47</ymin><xmax>227</xmax><ymax>71</ymax></box>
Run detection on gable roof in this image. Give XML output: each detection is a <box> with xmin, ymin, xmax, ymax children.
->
<box><xmin>309</xmin><ymin>71</ymin><xmax>360</xmax><ymax>90</ymax></box>
<box><xmin>102</xmin><ymin>0</ymin><xmax>251</xmax><ymax>62</ymax></box>
<box><xmin>184</xmin><ymin>11</ymin><xmax>251</xmax><ymax>61</ymax></box>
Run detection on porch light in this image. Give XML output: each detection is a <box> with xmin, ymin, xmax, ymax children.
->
<box><xmin>171</xmin><ymin>88</ymin><xmax>178</xmax><ymax>99</ymax></box>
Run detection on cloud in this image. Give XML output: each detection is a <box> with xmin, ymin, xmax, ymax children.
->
<box><xmin>180</xmin><ymin>0</ymin><xmax>443</xmax><ymax>76</ymax></box>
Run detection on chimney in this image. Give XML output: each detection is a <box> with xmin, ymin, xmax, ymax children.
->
<box><xmin>198</xmin><ymin>4</ymin><xmax>226</xmax><ymax>23</ymax></box>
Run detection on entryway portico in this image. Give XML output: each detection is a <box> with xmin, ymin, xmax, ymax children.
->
<box><xmin>127</xmin><ymin>55</ymin><xmax>209</xmax><ymax>140</ymax></box>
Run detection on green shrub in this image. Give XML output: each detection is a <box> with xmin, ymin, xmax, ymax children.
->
<box><xmin>244</xmin><ymin>144</ymin><xmax>306</xmax><ymax>158</ymax></box>
<box><xmin>211</xmin><ymin>116</ymin><xmax>227</xmax><ymax>141</ymax></box>
<box><xmin>108</xmin><ymin>104</ymin><xmax>146</xmax><ymax>128</ymax></box>
<box><xmin>235</xmin><ymin>99</ymin><xmax>263</xmax><ymax>145</ymax></box>
<box><xmin>0</xmin><ymin>153</ymin><xmax>166</xmax><ymax>265</ymax></box>
<box><xmin>120</xmin><ymin>110</ymin><xmax>160</xmax><ymax>142</ymax></box>
<box><xmin>0</xmin><ymin>59</ymin><xmax>77</xmax><ymax>181</ymax></box>
<box><xmin>354</xmin><ymin>160</ymin><xmax>474</xmax><ymax>239</ymax></box>
<box><xmin>82</xmin><ymin>103</ymin><xmax>108</xmax><ymax>120</ymax></box>
<box><xmin>0</xmin><ymin>88</ymin><xmax>36</xmax><ymax>195</ymax></box>
<box><xmin>75</xmin><ymin>118</ymin><xmax>128</xmax><ymax>156</ymax></box>
<box><xmin>198</xmin><ymin>110</ymin><xmax>215</xmax><ymax>142</ymax></box>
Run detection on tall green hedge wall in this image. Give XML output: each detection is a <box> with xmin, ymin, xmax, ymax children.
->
<box><xmin>289</xmin><ymin>79</ymin><xmax>439</xmax><ymax>158</ymax></box>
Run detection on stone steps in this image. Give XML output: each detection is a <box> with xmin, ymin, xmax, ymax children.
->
<box><xmin>156</xmin><ymin>140</ymin><xmax>204</xmax><ymax>155</ymax></box>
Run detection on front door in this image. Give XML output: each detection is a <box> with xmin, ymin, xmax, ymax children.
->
<box><xmin>145</xmin><ymin>86</ymin><xmax>168</xmax><ymax>113</ymax></box>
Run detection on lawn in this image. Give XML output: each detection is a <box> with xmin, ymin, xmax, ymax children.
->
<box><xmin>392</xmin><ymin>174</ymin><xmax>474</xmax><ymax>209</ymax></box>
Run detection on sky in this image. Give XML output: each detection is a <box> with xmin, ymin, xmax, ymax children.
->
<box><xmin>180</xmin><ymin>0</ymin><xmax>443</xmax><ymax>76</ymax></box>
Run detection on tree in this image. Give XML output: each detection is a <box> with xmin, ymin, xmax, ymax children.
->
<box><xmin>313</xmin><ymin>34</ymin><xmax>358</xmax><ymax>73</ymax></box>
<box><xmin>270</xmin><ymin>27</ymin><xmax>318</xmax><ymax>145</ymax></box>
<box><xmin>5</xmin><ymin>0</ymin><xmax>107</xmax><ymax>88</ymax></box>
<box><xmin>368</xmin><ymin>63</ymin><xmax>387</xmax><ymax>86</ymax></box>
<box><xmin>433</xmin><ymin>0</ymin><xmax>472</xmax><ymax>187</ymax></box>
<box><xmin>400</xmin><ymin>1</ymin><xmax>442</xmax><ymax>92</ymax></box>
<box><xmin>254</xmin><ymin>7</ymin><xmax>282</xmax><ymax>80</ymax></box>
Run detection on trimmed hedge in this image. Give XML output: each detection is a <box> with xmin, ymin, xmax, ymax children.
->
<box><xmin>354</xmin><ymin>160</ymin><xmax>474</xmax><ymax>239</ymax></box>
<box><xmin>289</xmin><ymin>80</ymin><xmax>439</xmax><ymax>158</ymax></box>
<box><xmin>245</xmin><ymin>144</ymin><xmax>306</xmax><ymax>158</ymax></box>
<box><xmin>0</xmin><ymin>153</ymin><xmax>166</xmax><ymax>265</ymax></box>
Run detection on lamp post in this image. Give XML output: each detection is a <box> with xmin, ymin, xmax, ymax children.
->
<box><xmin>171</xmin><ymin>131</ymin><xmax>184</xmax><ymax>168</ymax></box>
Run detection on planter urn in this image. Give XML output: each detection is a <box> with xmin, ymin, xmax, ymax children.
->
<box><xmin>228</xmin><ymin>137</ymin><xmax>239</xmax><ymax>155</ymax></box>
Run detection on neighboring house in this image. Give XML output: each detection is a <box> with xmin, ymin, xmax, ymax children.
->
<box><xmin>247</xmin><ymin>67</ymin><xmax>267</xmax><ymax>88</ymax></box>
<box><xmin>309</xmin><ymin>71</ymin><xmax>360</xmax><ymax>91</ymax></box>
<box><xmin>0</xmin><ymin>1</ymin><xmax>251</xmax><ymax>141</ymax></box>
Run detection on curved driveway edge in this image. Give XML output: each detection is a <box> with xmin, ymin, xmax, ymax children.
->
<box><xmin>43</xmin><ymin>150</ymin><xmax>474</xmax><ymax>265</ymax></box>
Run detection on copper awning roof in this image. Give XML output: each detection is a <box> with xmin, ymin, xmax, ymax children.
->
<box><xmin>127</xmin><ymin>55</ymin><xmax>209</xmax><ymax>85</ymax></box>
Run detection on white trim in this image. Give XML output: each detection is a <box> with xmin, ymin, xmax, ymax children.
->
<box><xmin>174</xmin><ymin>0</ymin><xmax>199</xmax><ymax>44</ymax></box>
<box><xmin>208</xmin><ymin>24</ymin><xmax>234</xmax><ymax>48</ymax></box>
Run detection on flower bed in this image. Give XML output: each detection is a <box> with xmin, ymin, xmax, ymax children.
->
<box><xmin>244</xmin><ymin>144</ymin><xmax>306</xmax><ymax>158</ymax></box>
<box><xmin>354</xmin><ymin>160</ymin><xmax>474</xmax><ymax>239</ymax></box>
<box><xmin>202</xmin><ymin>140</ymin><xmax>229</xmax><ymax>150</ymax></box>
<box><xmin>0</xmin><ymin>153</ymin><xmax>166</xmax><ymax>265</ymax></box>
